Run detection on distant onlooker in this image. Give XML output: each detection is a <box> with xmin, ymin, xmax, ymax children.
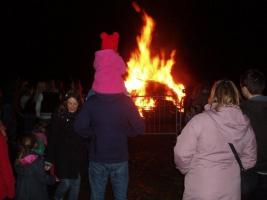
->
<box><xmin>34</xmin><ymin>81</ymin><xmax>47</xmax><ymax>119</ymax></box>
<box><xmin>0</xmin><ymin>121</ymin><xmax>15</xmax><ymax>200</ymax></box>
<box><xmin>240</xmin><ymin>69</ymin><xmax>267</xmax><ymax>198</ymax></box>
<box><xmin>174</xmin><ymin>80</ymin><xmax>257</xmax><ymax>200</ymax></box>
<box><xmin>40</xmin><ymin>81</ymin><xmax>60</xmax><ymax>122</ymax></box>
<box><xmin>1</xmin><ymin>80</ymin><xmax>17</xmax><ymax>140</ymax></box>
<box><xmin>184</xmin><ymin>81</ymin><xmax>210</xmax><ymax>124</ymax></box>
<box><xmin>63</xmin><ymin>79</ymin><xmax>85</xmax><ymax>102</ymax></box>
<box><xmin>20</xmin><ymin>82</ymin><xmax>37</xmax><ymax>133</ymax></box>
<box><xmin>35</xmin><ymin>80</ymin><xmax>60</xmax><ymax>124</ymax></box>
<box><xmin>19</xmin><ymin>81</ymin><xmax>32</xmax><ymax>110</ymax></box>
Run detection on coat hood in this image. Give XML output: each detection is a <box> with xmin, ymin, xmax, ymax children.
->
<box><xmin>204</xmin><ymin>104</ymin><xmax>252</xmax><ymax>142</ymax></box>
<box><xmin>92</xmin><ymin>49</ymin><xmax>127</xmax><ymax>94</ymax></box>
<box><xmin>18</xmin><ymin>154</ymin><xmax>38</xmax><ymax>165</ymax></box>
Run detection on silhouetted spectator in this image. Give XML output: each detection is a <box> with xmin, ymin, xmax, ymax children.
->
<box><xmin>184</xmin><ymin>81</ymin><xmax>210</xmax><ymax>124</ymax></box>
<box><xmin>240</xmin><ymin>69</ymin><xmax>267</xmax><ymax>198</ymax></box>
<box><xmin>1</xmin><ymin>80</ymin><xmax>18</xmax><ymax>140</ymax></box>
<box><xmin>20</xmin><ymin>82</ymin><xmax>37</xmax><ymax>133</ymax></box>
<box><xmin>38</xmin><ymin>80</ymin><xmax>60</xmax><ymax>122</ymax></box>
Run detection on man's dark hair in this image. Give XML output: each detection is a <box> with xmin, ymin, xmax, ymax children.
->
<box><xmin>240</xmin><ymin>69</ymin><xmax>266</xmax><ymax>95</ymax></box>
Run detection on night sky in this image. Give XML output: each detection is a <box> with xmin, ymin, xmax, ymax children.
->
<box><xmin>3</xmin><ymin>0</ymin><xmax>267</xmax><ymax>88</ymax></box>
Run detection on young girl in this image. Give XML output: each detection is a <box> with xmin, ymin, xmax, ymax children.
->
<box><xmin>15</xmin><ymin>134</ymin><xmax>55</xmax><ymax>200</ymax></box>
<box><xmin>32</xmin><ymin>122</ymin><xmax>48</xmax><ymax>156</ymax></box>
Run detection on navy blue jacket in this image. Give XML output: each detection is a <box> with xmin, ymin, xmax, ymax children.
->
<box><xmin>74</xmin><ymin>93</ymin><xmax>145</xmax><ymax>163</ymax></box>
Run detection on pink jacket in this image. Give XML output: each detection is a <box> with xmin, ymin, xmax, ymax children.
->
<box><xmin>174</xmin><ymin>105</ymin><xmax>257</xmax><ymax>200</ymax></box>
<box><xmin>92</xmin><ymin>49</ymin><xmax>127</xmax><ymax>94</ymax></box>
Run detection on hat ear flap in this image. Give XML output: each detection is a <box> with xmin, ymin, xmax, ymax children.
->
<box><xmin>100</xmin><ymin>32</ymin><xmax>108</xmax><ymax>39</ymax></box>
<box><xmin>100</xmin><ymin>32</ymin><xmax>119</xmax><ymax>51</ymax></box>
<box><xmin>112</xmin><ymin>32</ymin><xmax>119</xmax><ymax>39</ymax></box>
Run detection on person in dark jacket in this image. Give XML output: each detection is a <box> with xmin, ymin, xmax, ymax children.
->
<box><xmin>45</xmin><ymin>91</ymin><xmax>85</xmax><ymax>200</ymax></box>
<box><xmin>15</xmin><ymin>134</ymin><xmax>55</xmax><ymax>200</ymax></box>
<box><xmin>74</xmin><ymin>32</ymin><xmax>145</xmax><ymax>200</ymax></box>
<box><xmin>240</xmin><ymin>69</ymin><xmax>267</xmax><ymax>199</ymax></box>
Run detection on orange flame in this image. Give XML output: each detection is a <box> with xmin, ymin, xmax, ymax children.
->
<box><xmin>125</xmin><ymin>9</ymin><xmax>185</xmax><ymax>116</ymax></box>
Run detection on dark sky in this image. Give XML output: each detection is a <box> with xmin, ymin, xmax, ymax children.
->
<box><xmin>3</xmin><ymin>0</ymin><xmax>267</xmax><ymax>87</ymax></box>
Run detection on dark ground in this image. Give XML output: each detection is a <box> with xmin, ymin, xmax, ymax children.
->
<box><xmin>49</xmin><ymin>134</ymin><xmax>184</xmax><ymax>200</ymax></box>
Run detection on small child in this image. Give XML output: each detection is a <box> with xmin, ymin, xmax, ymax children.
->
<box><xmin>32</xmin><ymin>122</ymin><xmax>48</xmax><ymax>156</ymax></box>
<box><xmin>15</xmin><ymin>134</ymin><xmax>55</xmax><ymax>200</ymax></box>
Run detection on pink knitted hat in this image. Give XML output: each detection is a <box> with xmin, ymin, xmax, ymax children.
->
<box><xmin>100</xmin><ymin>32</ymin><xmax>119</xmax><ymax>51</ymax></box>
<box><xmin>91</xmin><ymin>32</ymin><xmax>127</xmax><ymax>94</ymax></box>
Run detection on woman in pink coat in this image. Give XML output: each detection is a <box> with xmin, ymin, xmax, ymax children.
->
<box><xmin>174</xmin><ymin>80</ymin><xmax>257</xmax><ymax>200</ymax></box>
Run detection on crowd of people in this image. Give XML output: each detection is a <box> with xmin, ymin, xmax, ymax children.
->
<box><xmin>0</xmin><ymin>32</ymin><xmax>145</xmax><ymax>200</ymax></box>
<box><xmin>0</xmin><ymin>31</ymin><xmax>266</xmax><ymax>200</ymax></box>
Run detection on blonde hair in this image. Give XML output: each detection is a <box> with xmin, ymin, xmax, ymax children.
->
<box><xmin>208</xmin><ymin>80</ymin><xmax>240</xmax><ymax>111</ymax></box>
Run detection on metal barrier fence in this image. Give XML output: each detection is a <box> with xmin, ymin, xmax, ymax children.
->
<box><xmin>132</xmin><ymin>96</ymin><xmax>184</xmax><ymax>134</ymax></box>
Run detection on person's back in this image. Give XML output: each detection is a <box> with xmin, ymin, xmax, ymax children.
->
<box><xmin>240</xmin><ymin>69</ymin><xmax>267</xmax><ymax>199</ymax></box>
<box><xmin>241</xmin><ymin>96</ymin><xmax>267</xmax><ymax>169</ymax></box>
<box><xmin>77</xmin><ymin>93</ymin><xmax>144</xmax><ymax>162</ymax></box>
<box><xmin>39</xmin><ymin>91</ymin><xmax>60</xmax><ymax>120</ymax></box>
<box><xmin>240</xmin><ymin>69</ymin><xmax>267</xmax><ymax>170</ymax></box>
<box><xmin>74</xmin><ymin>32</ymin><xmax>145</xmax><ymax>200</ymax></box>
<box><xmin>174</xmin><ymin>80</ymin><xmax>257</xmax><ymax>200</ymax></box>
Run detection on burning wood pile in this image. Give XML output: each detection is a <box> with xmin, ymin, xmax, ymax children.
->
<box><xmin>125</xmin><ymin>3</ymin><xmax>186</xmax><ymax>118</ymax></box>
